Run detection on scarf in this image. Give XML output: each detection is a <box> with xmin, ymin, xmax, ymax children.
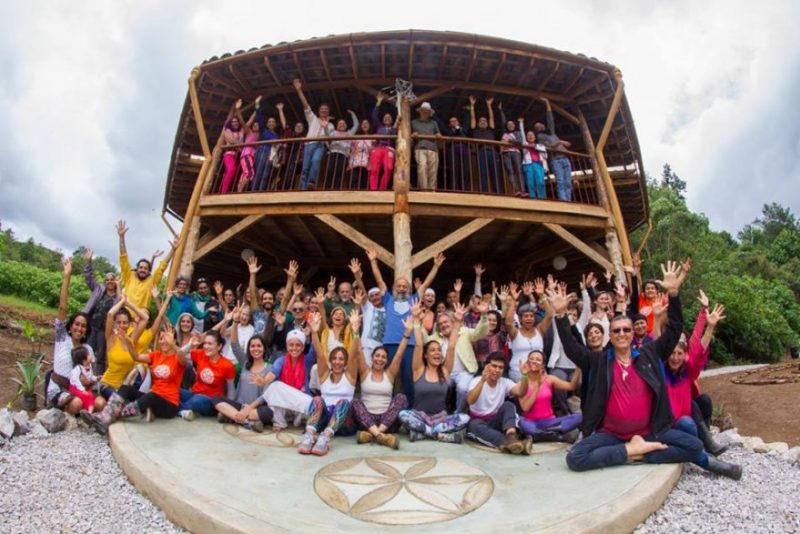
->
<box><xmin>280</xmin><ymin>353</ymin><xmax>306</xmax><ymax>391</ymax></box>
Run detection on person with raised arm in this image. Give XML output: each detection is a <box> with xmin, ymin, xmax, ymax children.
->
<box><xmin>398</xmin><ymin>302</ymin><xmax>470</xmax><ymax>443</ymax></box>
<box><xmin>367</xmin><ymin>248</ymin><xmax>446</xmax><ymax>404</ymax></box>
<box><xmin>435</xmin><ymin>105</ymin><xmax>471</xmax><ymax>190</ymax></box>
<box><xmin>82</xmin><ymin>247</ymin><xmax>119</xmax><ymax>373</ymax></box>
<box><xmin>518</xmin><ymin>117</ymin><xmax>548</xmax><ymax>199</ymax></box>
<box><xmin>350</xmin><ymin>259</ymin><xmax>387</xmax><ymax>367</ymax></box>
<box><xmin>504</xmin><ymin>279</ymin><xmax>552</xmax><ymax>382</ymax></box>
<box><xmin>294</xmin><ymin>78</ymin><xmax>335</xmax><ymax>190</ymax></box>
<box><xmin>45</xmin><ymin>258</ymin><xmax>106</xmax><ymax>415</ymax></box>
<box><xmin>368</xmin><ymin>91</ymin><xmax>398</xmax><ymax>191</ymax></box>
<box><xmin>165</xmin><ymin>275</ymin><xmax>208</xmax><ymax>327</ymax></box>
<box><xmin>534</xmin><ymin>97</ymin><xmax>573</xmax><ymax>201</ymax></box>
<box><xmin>666</xmin><ymin>292</ymin><xmax>734</xmax><ymax>462</ymax></box>
<box><xmin>352</xmin><ymin>314</ymin><xmax>410</xmax><ymax>449</ymax></box>
<box><xmin>175</xmin><ymin>329</ymin><xmax>236</xmax><ymax>420</ymax></box>
<box><xmin>469</xmin><ymin>95</ymin><xmax>500</xmax><ymax>193</ymax></box>
<box><xmin>98</xmin><ymin>290</ymin><xmax>149</xmax><ymax>399</ymax></box>
<box><xmin>497</xmin><ymin>102</ymin><xmax>524</xmax><ymax>197</ymax></box>
<box><xmin>232</xmin><ymin>100</ymin><xmax>261</xmax><ymax>192</ymax></box>
<box><xmin>327</xmin><ymin>109</ymin><xmax>360</xmax><ymax>189</ymax></box>
<box><xmin>251</xmin><ymin>95</ymin><xmax>282</xmax><ymax>192</ymax></box>
<box><xmin>549</xmin><ymin>262</ymin><xmax>740</xmax><ymax>479</ymax></box>
<box><xmin>219</xmin><ymin>98</ymin><xmax>245</xmax><ymax>193</ymax></box>
<box><xmin>116</xmin><ymin>219</ymin><xmax>177</xmax><ymax>310</ymax></box>
<box><xmin>348</xmin><ymin>117</ymin><xmax>374</xmax><ymax>189</ymax></box>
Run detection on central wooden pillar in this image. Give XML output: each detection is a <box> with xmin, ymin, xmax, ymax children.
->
<box><xmin>392</xmin><ymin>96</ymin><xmax>413</xmax><ymax>282</ymax></box>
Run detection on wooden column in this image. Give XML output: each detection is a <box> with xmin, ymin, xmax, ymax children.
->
<box><xmin>593</xmin><ymin>69</ymin><xmax>632</xmax><ymax>278</ymax></box>
<box><xmin>392</xmin><ymin>96</ymin><xmax>413</xmax><ymax>282</ymax></box>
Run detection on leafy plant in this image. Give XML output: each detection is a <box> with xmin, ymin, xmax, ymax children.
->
<box><xmin>11</xmin><ymin>355</ymin><xmax>44</xmax><ymax>397</ymax></box>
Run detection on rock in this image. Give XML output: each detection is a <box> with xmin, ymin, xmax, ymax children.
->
<box><xmin>710</xmin><ymin>425</ymin><xmax>720</xmax><ymax>434</ymax></box>
<box><xmin>12</xmin><ymin>411</ymin><xmax>31</xmax><ymax>436</ymax></box>
<box><xmin>0</xmin><ymin>408</ymin><xmax>14</xmax><ymax>439</ymax></box>
<box><xmin>27</xmin><ymin>420</ymin><xmax>49</xmax><ymax>437</ymax></box>
<box><xmin>36</xmin><ymin>408</ymin><xmax>67</xmax><ymax>434</ymax></box>
<box><xmin>716</xmin><ymin>429</ymin><xmax>744</xmax><ymax>448</ymax></box>
<box><xmin>785</xmin><ymin>447</ymin><xmax>800</xmax><ymax>465</ymax></box>
<box><xmin>761</xmin><ymin>441</ymin><xmax>789</xmax><ymax>454</ymax></box>
<box><xmin>64</xmin><ymin>415</ymin><xmax>78</xmax><ymax>432</ymax></box>
<box><xmin>741</xmin><ymin>436</ymin><xmax>764</xmax><ymax>451</ymax></box>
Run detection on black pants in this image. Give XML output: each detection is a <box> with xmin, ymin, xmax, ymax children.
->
<box><xmin>211</xmin><ymin>397</ymin><xmax>274</xmax><ymax>424</ymax></box>
<box><xmin>118</xmin><ymin>385</ymin><xmax>179</xmax><ymax>419</ymax></box>
<box><xmin>693</xmin><ymin>395</ymin><xmax>713</xmax><ymax>427</ymax></box>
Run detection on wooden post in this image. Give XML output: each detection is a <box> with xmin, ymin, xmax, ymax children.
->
<box><xmin>392</xmin><ymin>96</ymin><xmax>413</xmax><ymax>282</ymax></box>
<box><xmin>576</xmin><ymin>108</ymin><xmax>610</xmax><ymax>210</ymax></box>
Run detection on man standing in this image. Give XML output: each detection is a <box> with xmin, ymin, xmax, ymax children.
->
<box><xmin>82</xmin><ymin>248</ymin><xmax>118</xmax><ymax>373</ymax></box>
<box><xmin>293</xmin><ymin>78</ymin><xmax>334</xmax><ymax>190</ymax></box>
<box><xmin>411</xmin><ymin>102</ymin><xmax>441</xmax><ymax>191</ymax></box>
<box><xmin>534</xmin><ymin>97</ymin><xmax>573</xmax><ymax>201</ymax></box>
<box><xmin>116</xmin><ymin>219</ymin><xmax>177</xmax><ymax>310</ymax></box>
<box><xmin>190</xmin><ymin>277</ymin><xmax>217</xmax><ymax>331</ymax></box>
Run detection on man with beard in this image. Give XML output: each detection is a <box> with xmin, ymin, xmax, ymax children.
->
<box><xmin>349</xmin><ymin>258</ymin><xmax>386</xmax><ymax>367</ymax></box>
<box><xmin>190</xmin><ymin>277</ymin><xmax>218</xmax><ymax>331</ymax></box>
<box><xmin>367</xmin><ymin>248</ymin><xmax>445</xmax><ymax>404</ymax></box>
<box><xmin>116</xmin><ymin>219</ymin><xmax>177</xmax><ymax>310</ymax></box>
<box><xmin>247</xmin><ymin>257</ymin><xmax>298</xmax><ymax>357</ymax></box>
<box><xmin>82</xmin><ymin>247</ymin><xmax>119</xmax><ymax>373</ymax></box>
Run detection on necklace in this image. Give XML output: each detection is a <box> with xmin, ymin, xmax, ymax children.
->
<box><xmin>616</xmin><ymin>358</ymin><xmax>632</xmax><ymax>380</ymax></box>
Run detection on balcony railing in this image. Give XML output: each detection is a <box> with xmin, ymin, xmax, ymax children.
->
<box><xmin>207</xmin><ymin>134</ymin><xmax>600</xmax><ymax>205</ymax></box>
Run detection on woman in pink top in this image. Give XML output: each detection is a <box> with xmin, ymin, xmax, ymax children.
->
<box><xmin>666</xmin><ymin>291</ymin><xmax>727</xmax><ymax>455</ymax></box>
<box><xmin>517</xmin><ymin>350</ymin><xmax>582</xmax><ymax>442</ymax></box>
<box><xmin>235</xmin><ymin>103</ymin><xmax>262</xmax><ymax>193</ymax></box>
<box><xmin>219</xmin><ymin>99</ymin><xmax>245</xmax><ymax>193</ymax></box>
<box><xmin>348</xmin><ymin>119</ymin><xmax>374</xmax><ymax>189</ymax></box>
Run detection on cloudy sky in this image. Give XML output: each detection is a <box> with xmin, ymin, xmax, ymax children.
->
<box><xmin>1</xmin><ymin>0</ymin><xmax>798</xmax><ymax>262</ymax></box>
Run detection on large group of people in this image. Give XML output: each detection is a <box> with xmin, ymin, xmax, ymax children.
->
<box><xmin>216</xmin><ymin>82</ymin><xmax>577</xmax><ymax>200</ymax></box>
<box><xmin>42</xmin><ymin>221</ymin><xmax>742</xmax><ymax>481</ymax></box>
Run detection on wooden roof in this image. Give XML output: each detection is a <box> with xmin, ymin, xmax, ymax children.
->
<box><xmin>164</xmin><ymin>30</ymin><xmax>648</xmax><ymax>229</ymax></box>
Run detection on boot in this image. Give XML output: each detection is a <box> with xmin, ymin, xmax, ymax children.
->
<box><xmin>90</xmin><ymin>393</ymin><xmax>126</xmax><ymax>435</ymax></box>
<box><xmin>697</xmin><ymin>420</ymin><xmax>728</xmax><ymax>456</ymax></box>
<box><xmin>119</xmin><ymin>402</ymin><xmax>141</xmax><ymax>419</ymax></box>
<box><xmin>500</xmin><ymin>431</ymin><xmax>525</xmax><ymax>454</ymax></box>
<box><xmin>530</xmin><ymin>431</ymin><xmax>562</xmax><ymax>443</ymax></box>
<box><xmin>705</xmin><ymin>457</ymin><xmax>742</xmax><ymax>480</ymax></box>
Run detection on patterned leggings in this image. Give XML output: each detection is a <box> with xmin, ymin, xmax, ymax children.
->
<box><xmin>398</xmin><ymin>409</ymin><xmax>469</xmax><ymax>439</ymax></box>
<box><xmin>351</xmin><ymin>394</ymin><xmax>408</xmax><ymax>431</ymax></box>
<box><xmin>306</xmin><ymin>397</ymin><xmax>355</xmax><ymax>436</ymax></box>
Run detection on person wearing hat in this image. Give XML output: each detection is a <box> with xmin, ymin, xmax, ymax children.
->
<box><xmin>411</xmin><ymin>102</ymin><xmax>442</xmax><ymax>191</ymax></box>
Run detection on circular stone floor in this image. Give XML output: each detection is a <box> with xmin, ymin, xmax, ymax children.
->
<box><xmin>109</xmin><ymin>418</ymin><xmax>680</xmax><ymax>533</ymax></box>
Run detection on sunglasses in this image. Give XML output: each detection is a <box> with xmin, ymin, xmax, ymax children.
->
<box><xmin>611</xmin><ymin>327</ymin><xmax>633</xmax><ymax>334</ymax></box>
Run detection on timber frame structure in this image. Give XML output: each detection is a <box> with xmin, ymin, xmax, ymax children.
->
<box><xmin>163</xmin><ymin>30</ymin><xmax>648</xmax><ymax>289</ymax></box>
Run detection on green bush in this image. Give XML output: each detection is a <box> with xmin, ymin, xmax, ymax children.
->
<box><xmin>0</xmin><ymin>260</ymin><xmax>90</xmax><ymax>315</ymax></box>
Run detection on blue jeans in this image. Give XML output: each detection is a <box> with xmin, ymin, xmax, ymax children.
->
<box><xmin>178</xmin><ymin>389</ymin><xmax>215</xmax><ymax>416</ymax></box>
<box><xmin>675</xmin><ymin>416</ymin><xmax>711</xmax><ymax>468</ymax></box>
<box><xmin>252</xmin><ymin>145</ymin><xmax>272</xmax><ymax>191</ymax></box>
<box><xmin>522</xmin><ymin>162</ymin><xmax>546</xmax><ymax>199</ymax></box>
<box><xmin>300</xmin><ymin>142</ymin><xmax>326</xmax><ymax>190</ymax></box>
<box><xmin>384</xmin><ymin>343</ymin><xmax>415</xmax><ymax>406</ymax></box>
<box><xmin>566</xmin><ymin>428</ymin><xmax>704</xmax><ymax>472</ymax></box>
<box><xmin>477</xmin><ymin>147</ymin><xmax>499</xmax><ymax>193</ymax></box>
<box><xmin>551</xmin><ymin>157</ymin><xmax>573</xmax><ymax>201</ymax></box>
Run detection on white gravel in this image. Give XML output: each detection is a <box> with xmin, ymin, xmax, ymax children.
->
<box><xmin>636</xmin><ymin>447</ymin><xmax>800</xmax><ymax>533</ymax></box>
<box><xmin>0</xmin><ymin>427</ymin><xmax>184</xmax><ymax>534</ymax></box>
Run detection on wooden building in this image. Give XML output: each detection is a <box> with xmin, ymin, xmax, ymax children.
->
<box><xmin>163</xmin><ymin>30</ymin><xmax>648</xmax><ymax>291</ymax></box>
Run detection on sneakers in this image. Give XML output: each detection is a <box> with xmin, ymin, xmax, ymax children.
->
<box><xmin>243</xmin><ymin>420</ymin><xmax>265</xmax><ymax>433</ymax></box>
<box><xmin>179</xmin><ymin>410</ymin><xmax>196</xmax><ymax>421</ymax></box>
<box><xmin>437</xmin><ymin>429</ymin><xmax>466</xmax><ymax>444</ymax></box>
<box><xmin>298</xmin><ymin>431</ymin><xmax>317</xmax><ymax>455</ymax></box>
<box><xmin>500</xmin><ymin>432</ymin><xmax>525</xmax><ymax>455</ymax></box>
<box><xmin>522</xmin><ymin>436</ymin><xmax>534</xmax><ymax>455</ymax></box>
<box><xmin>376</xmin><ymin>433</ymin><xmax>399</xmax><ymax>450</ymax></box>
<box><xmin>357</xmin><ymin>431</ymin><xmax>375</xmax><ymax>444</ymax></box>
<box><xmin>144</xmin><ymin>409</ymin><xmax>155</xmax><ymax>423</ymax></box>
<box><xmin>312</xmin><ymin>431</ymin><xmax>332</xmax><ymax>456</ymax></box>
<box><xmin>409</xmin><ymin>430</ymin><xmax>426</xmax><ymax>442</ymax></box>
<box><xmin>217</xmin><ymin>413</ymin><xmax>233</xmax><ymax>424</ymax></box>
<box><xmin>561</xmin><ymin>429</ymin><xmax>580</xmax><ymax>444</ymax></box>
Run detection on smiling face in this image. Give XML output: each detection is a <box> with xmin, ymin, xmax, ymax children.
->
<box><xmin>527</xmin><ymin>351</ymin><xmax>545</xmax><ymax>373</ymax></box>
<box><xmin>487</xmin><ymin>312</ymin><xmax>498</xmax><ymax>333</ymax></box>
<box><xmin>329</xmin><ymin>348</ymin><xmax>347</xmax><ymax>374</ymax></box>
<box><xmin>424</xmin><ymin>341</ymin><xmax>443</xmax><ymax>368</ymax></box>
<box><xmin>248</xmin><ymin>337</ymin><xmax>265</xmax><ymax>361</ymax></box>
<box><xmin>331</xmin><ymin>308</ymin><xmax>346</xmax><ymax>326</ymax></box>
<box><xmin>609</xmin><ymin>317</ymin><xmax>634</xmax><ymax>352</ymax></box>
<box><xmin>423</xmin><ymin>292</ymin><xmax>435</xmax><ymax>307</ymax></box>
<box><xmin>506</xmin><ymin>120</ymin><xmax>515</xmax><ymax>132</ymax></box>
<box><xmin>644</xmin><ymin>282</ymin><xmax>658</xmax><ymax>300</ymax></box>
<box><xmin>267</xmin><ymin>117</ymin><xmax>277</xmax><ymax>130</ymax></box>
<box><xmin>526</xmin><ymin>131</ymin><xmax>536</xmax><ymax>143</ymax></box>
<box><xmin>294</xmin><ymin>122</ymin><xmax>305</xmax><ymax>135</ymax></box>
<box><xmin>223</xmin><ymin>290</ymin><xmax>235</xmax><ymax>304</ymax></box>
<box><xmin>484</xmin><ymin>358</ymin><xmax>505</xmax><ymax>384</ymax></box>
<box><xmin>585</xmin><ymin>325</ymin><xmax>604</xmax><ymax>350</ymax></box>
<box><xmin>520</xmin><ymin>310</ymin><xmax>536</xmax><ymax>330</ymax></box>
<box><xmin>104</xmin><ymin>273</ymin><xmax>117</xmax><ymax>293</ymax></box>
<box><xmin>230</xmin><ymin>118</ymin><xmax>240</xmax><ymax>130</ymax></box>
<box><xmin>179</xmin><ymin>315</ymin><xmax>194</xmax><ymax>333</ymax></box>
<box><xmin>437</xmin><ymin>314</ymin><xmax>453</xmax><ymax>337</ymax></box>
<box><xmin>336</xmin><ymin>119</ymin><xmax>347</xmax><ymax>131</ymax></box>
<box><xmin>203</xmin><ymin>334</ymin><xmax>222</xmax><ymax>357</ymax></box>
<box><xmin>338</xmin><ymin>282</ymin><xmax>353</xmax><ymax>302</ymax></box>
<box><xmin>135</xmin><ymin>260</ymin><xmax>151</xmax><ymax>281</ymax></box>
<box><xmin>435</xmin><ymin>302</ymin><xmax>446</xmax><ymax>314</ymax></box>
<box><xmin>261</xmin><ymin>291</ymin><xmax>274</xmax><ymax>310</ymax></box>
<box><xmin>368</xmin><ymin>291</ymin><xmax>383</xmax><ymax>308</ymax></box>
<box><xmin>114</xmin><ymin>311</ymin><xmax>130</xmax><ymax>333</ymax></box>
<box><xmin>286</xmin><ymin>338</ymin><xmax>304</xmax><ymax>358</ymax></box>
<box><xmin>633</xmin><ymin>319</ymin><xmax>648</xmax><ymax>338</ymax></box>
<box><xmin>176</xmin><ymin>279</ymin><xmax>189</xmax><ymax>295</ymax></box>
<box><xmin>446</xmin><ymin>291</ymin><xmax>457</xmax><ymax>307</ymax></box>
<box><xmin>69</xmin><ymin>315</ymin><xmax>88</xmax><ymax>342</ymax></box>
<box><xmin>197</xmin><ymin>281</ymin><xmax>209</xmax><ymax>296</ymax></box>
<box><xmin>668</xmin><ymin>343</ymin><xmax>687</xmax><ymax>372</ymax></box>
<box><xmin>478</xmin><ymin>117</ymin><xmax>488</xmax><ymax>129</ymax></box>
<box><xmin>371</xmin><ymin>348</ymin><xmax>388</xmax><ymax>371</ymax></box>
<box><xmin>382</xmin><ymin>113</ymin><xmax>393</xmax><ymax>126</ymax></box>
<box><xmin>596</xmin><ymin>292</ymin><xmax>612</xmax><ymax>311</ymax></box>
<box><xmin>318</xmin><ymin>104</ymin><xmax>330</xmax><ymax>119</ymax></box>
<box><xmin>394</xmin><ymin>278</ymin><xmax>410</xmax><ymax>298</ymax></box>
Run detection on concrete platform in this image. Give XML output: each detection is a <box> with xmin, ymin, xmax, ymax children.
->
<box><xmin>109</xmin><ymin>418</ymin><xmax>681</xmax><ymax>533</ymax></box>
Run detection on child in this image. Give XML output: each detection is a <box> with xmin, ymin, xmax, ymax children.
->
<box><xmin>68</xmin><ymin>347</ymin><xmax>97</xmax><ymax>412</ymax></box>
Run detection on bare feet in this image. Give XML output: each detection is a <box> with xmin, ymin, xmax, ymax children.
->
<box><xmin>625</xmin><ymin>435</ymin><xmax>667</xmax><ymax>462</ymax></box>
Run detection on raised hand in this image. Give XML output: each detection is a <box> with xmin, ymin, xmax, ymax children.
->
<box><xmin>401</xmin><ymin>316</ymin><xmax>414</xmax><ymax>334</ymax></box>
<box><xmin>232</xmin><ymin>302</ymin><xmax>242</xmax><ymax>323</ymax></box>
<box><xmin>160</xmin><ymin>325</ymin><xmax>176</xmax><ymax>348</ymax></box>
<box><xmin>486</xmin><ymin>96</ymin><xmax>494</xmax><ymax>106</ymax></box>
<box><xmin>477</xmin><ymin>299</ymin><xmax>490</xmax><ymax>314</ymax></box>
<box><xmin>234</xmin><ymin>98</ymin><xmax>242</xmax><ymax>110</ymax></box>
<box><xmin>522</xmin><ymin>281</ymin><xmax>535</xmax><ymax>296</ymax></box>
<box><xmin>453</xmin><ymin>278</ymin><xmax>463</xmax><ymax>293</ymax></box>
<box><xmin>433</xmin><ymin>252</ymin><xmax>446</xmax><ymax>267</ymax></box>
<box><xmin>273</xmin><ymin>310</ymin><xmax>286</xmax><ymax>326</ymax></box>
<box><xmin>498</xmin><ymin>284</ymin><xmax>510</xmax><ymax>304</ymax></box>
<box><xmin>247</xmin><ymin>256</ymin><xmax>261</xmax><ymax>274</ymax></box>
<box><xmin>284</xmin><ymin>260</ymin><xmax>299</xmax><ymax>279</ymax></box>
<box><xmin>632</xmin><ymin>252</ymin><xmax>642</xmax><ymax>273</ymax></box>
<box><xmin>604</xmin><ymin>269</ymin><xmax>613</xmax><ymax>282</ymax></box>
<box><xmin>653</xmin><ymin>292</ymin><xmax>668</xmax><ymax>317</ymax></box>
<box><xmin>545</xmin><ymin>285</ymin><xmax>569</xmax><ymax>315</ymax></box>
<box><xmin>707</xmin><ymin>304</ymin><xmax>726</xmax><ymax>326</ymax></box>
<box><xmin>677</xmin><ymin>257</ymin><xmax>692</xmax><ymax>287</ymax></box>
<box><xmin>376</xmin><ymin>91</ymin><xmax>385</xmax><ymax>104</ymax></box>
<box><xmin>165</xmin><ymin>289</ymin><xmax>175</xmax><ymax>300</ymax></box>
<box><xmin>413</xmin><ymin>277</ymin><xmax>422</xmax><ymax>291</ymax></box>
<box><xmin>213</xmin><ymin>280</ymin><xmax>223</xmax><ymax>295</ymax></box>
<box><xmin>453</xmin><ymin>302</ymin><xmax>466</xmax><ymax>323</ymax></box>
<box><xmin>275</xmin><ymin>102</ymin><xmax>284</xmax><ymax>111</ymax></box>
<box><xmin>348</xmin><ymin>258</ymin><xmax>362</xmax><ymax>276</ymax></box>
<box><xmin>151</xmin><ymin>249</ymin><xmax>164</xmax><ymax>261</ymax></box>
<box><xmin>546</xmin><ymin>274</ymin><xmax>557</xmax><ymax>290</ymax></box>
<box><xmin>63</xmin><ymin>257</ymin><xmax>72</xmax><ymax>275</ymax></box>
<box><xmin>533</xmin><ymin>277</ymin><xmax>546</xmax><ymax>297</ymax></box>
<box><xmin>656</xmin><ymin>261</ymin><xmax>683</xmax><ymax>295</ymax></box>
<box><xmin>366</xmin><ymin>248</ymin><xmax>378</xmax><ymax>262</ymax></box>
<box><xmin>615</xmin><ymin>281</ymin><xmax>627</xmax><ymax>302</ymax></box>
<box><xmin>474</xmin><ymin>263</ymin><xmax>486</xmax><ymax>276</ymax></box>
<box><xmin>697</xmin><ymin>289</ymin><xmax>709</xmax><ymax>308</ymax></box>
<box><xmin>348</xmin><ymin>308</ymin><xmax>362</xmax><ymax>331</ymax></box>
<box><xmin>353</xmin><ymin>287</ymin><xmax>366</xmax><ymax>306</ymax></box>
<box><xmin>410</xmin><ymin>298</ymin><xmax>422</xmax><ymax>319</ymax></box>
<box><xmin>519</xmin><ymin>358</ymin><xmax>531</xmax><ymax>378</ymax></box>
<box><xmin>150</xmin><ymin>286</ymin><xmax>161</xmax><ymax>299</ymax></box>
<box><xmin>189</xmin><ymin>332</ymin><xmax>203</xmax><ymax>349</ymax></box>
<box><xmin>83</xmin><ymin>248</ymin><xmax>93</xmax><ymax>262</ymax></box>
<box><xmin>469</xmin><ymin>95</ymin><xmax>477</xmax><ymax>105</ymax></box>
<box><xmin>508</xmin><ymin>282</ymin><xmax>521</xmax><ymax>302</ymax></box>
<box><xmin>327</xmin><ymin>276</ymin><xmax>336</xmax><ymax>293</ymax></box>
<box><xmin>308</xmin><ymin>311</ymin><xmax>322</xmax><ymax>333</ymax></box>
<box><xmin>116</xmin><ymin>220</ymin><xmax>128</xmax><ymax>237</ymax></box>
<box><xmin>314</xmin><ymin>287</ymin><xmax>326</xmax><ymax>304</ymax></box>
<box><xmin>293</xmin><ymin>283</ymin><xmax>305</xmax><ymax>297</ymax></box>
<box><xmin>255</xmin><ymin>95</ymin><xmax>262</xmax><ymax>106</ymax></box>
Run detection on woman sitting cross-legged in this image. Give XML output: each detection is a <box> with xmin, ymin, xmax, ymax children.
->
<box><xmin>398</xmin><ymin>302</ymin><xmax>470</xmax><ymax>443</ymax></box>
<box><xmin>296</xmin><ymin>309</ymin><xmax>361</xmax><ymax>456</ymax></box>
<box><xmin>351</xmin><ymin>313</ymin><xmax>410</xmax><ymax>449</ymax></box>
<box><xmin>85</xmin><ymin>325</ymin><xmax>186</xmax><ymax>434</ymax></box>
<box><xmin>516</xmin><ymin>350</ymin><xmax>582</xmax><ymax>443</ymax></box>
<box><xmin>212</xmin><ymin>303</ymin><xmax>273</xmax><ymax>433</ymax></box>
<box><xmin>176</xmin><ymin>330</ymin><xmax>236</xmax><ymax>420</ymax></box>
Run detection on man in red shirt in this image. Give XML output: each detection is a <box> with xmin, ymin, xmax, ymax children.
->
<box><xmin>549</xmin><ymin>261</ymin><xmax>741</xmax><ymax>479</ymax></box>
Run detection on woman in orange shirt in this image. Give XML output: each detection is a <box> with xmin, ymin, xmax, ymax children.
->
<box><xmin>85</xmin><ymin>325</ymin><xmax>186</xmax><ymax>434</ymax></box>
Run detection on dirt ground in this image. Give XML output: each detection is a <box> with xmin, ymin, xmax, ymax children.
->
<box><xmin>700</xmin><ymin>365</ymin><xmax>800</xmax><ymax>447</ymax></box>
<box><xmin>1</xmin><ymin>300</ymin><xmax>798</xmax><ymax>446</ymax></box>
<box><xmin>0</xmin><ymin>303</ymin><xmax>55</xmax><ymax>409</ymax></box>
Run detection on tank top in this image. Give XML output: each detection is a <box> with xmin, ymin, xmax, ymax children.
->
<box><xmin>101</xmin><ymin>337</ymin><xmax>136</xmax><ymax>389</ymax></box>
<box><xmin>509</xmin><ymin>329</ymin><xmax>543</xmax><ymax>368</ymax></box>
<box><xmin>320</xmin><ymin>373</ymin><xmax>355</xmax><ymax>406</ymax></box>
<box><xmin>522</xmin><ymin>378</ymin><xmax>555</xmax><ymax>421</ymax></box>
<box><xmin>360</xmin><ymin>372</ymin><xmax>393</xmax><ymax>413</ymax></box>
<box><xmin>413</xmin><ymin>373</ymin><xmax>448</xmax><ymax>415</ymax></box>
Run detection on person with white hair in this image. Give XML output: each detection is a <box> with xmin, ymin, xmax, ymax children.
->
<box><xmin>411</xmin><ymin>102</ymin><xmax>442</xmax><ymax>191</ymax></box>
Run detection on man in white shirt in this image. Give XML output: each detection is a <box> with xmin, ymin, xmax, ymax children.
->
<box><xmin>466</xmin><ymin>353</ymin><xmax>531</xmax><ymax>454</ymax></box>
<box><xmin>293</xmin><ymin>78</ymin><xmax>334</xmax><ymax>190</ymax></box>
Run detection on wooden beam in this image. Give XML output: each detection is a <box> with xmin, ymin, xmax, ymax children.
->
<box><xmin>196</xmin><ymin>229</ymin><xmax>219</xmax><ymax>251</ymax></box>
<box><xmin>410</xmin><ymin>218</ymin><xmax>493</xmax><ymax>269</ymax></box>
<box><xmin>537</xmin><ymin>62</ymin><xmax>560</xmax><ymax>92</ymax></box>
<box><xmin>543</xmin><ymin>224</ymin><xmax>613</xmax><ymax>273</ymax></box>
<box><xmin>408</xmin><ymin>43</ymin><xmax>415</xmax><ymax>80</ymax></box>
<box><xmin>228</xmin><ymin>64</ymin><xmax>252</xmax><ymax>93</ymax></box>
<box><xmin>193</xmin><ymin>215</ymin><xmax>265</xmax><ymax>262</ymax></box>
<box><xmin>295</xmin><ymin>216</ymin><xmax>326</xmax><ymax>257</ymax></box>
<box><xmin>393</xmin><ymin>96</ymin><xmax>413</xmax><ymax>280</ymax></box>
<box><xmin>516</xmin><ymin>56</ymin><xmax>536</xmax><ymax>87</ymax></box>
<box><xmin>412</xmin><ymin>84</ymin><xmax>457</xmax><ymax>103</ymax></box>
<box><xmin>551</xmin><ymin>103</ymin><xmax>580</xmax><ymax>125</ymax></box>
<box><xmin>348</xmin><ymin>44</ymin><xmax>359</xmax><ymax>80</ymax></box>
<box><xmin>563</xmin><ymin>67</ymin><xmax>584</xmax><ymax>95</ymax></box>
<box><xmin>491</xmin><ymin>53</ymin><xmax>507</xmax><ymax>85</ymax></box>
<box><xmin>314</xmin><ymin>214</ymin><xmax>395</xmax><ymax>268</ymax></box>
<box><xmin>263</xmin><ymin>56</ymin><xmax>281</xmax><ymax>86</ymax></box>
<box><xmin>597</xmin><ymin>70</ymin><xmax>625</xmax><ymax>152</ymax></box>
<box><xmin>465</xmin><ymin>48</ymin><xmax>479</xmax><ymax>82</ymax></box>
<box><xmin>570</xmin><ymin>73</ymin><xmax>608</xmax><ymax>99</ymax></box>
